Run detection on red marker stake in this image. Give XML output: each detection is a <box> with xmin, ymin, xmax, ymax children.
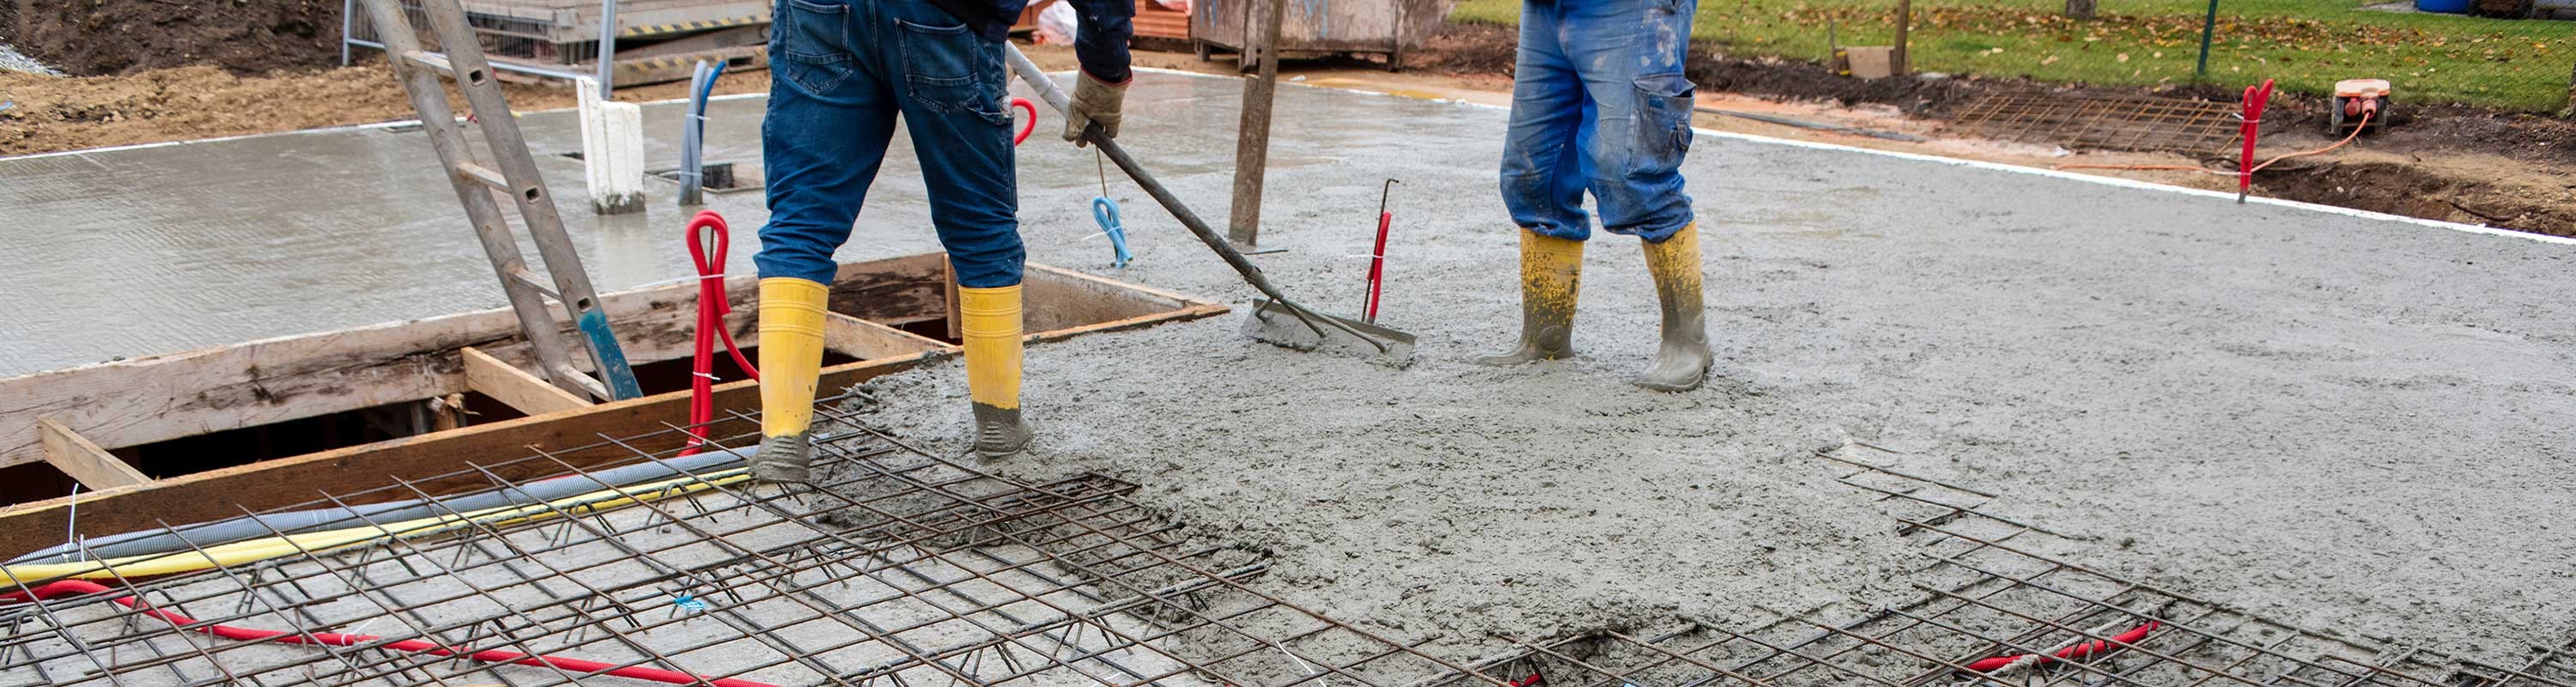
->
<box><xmin>2237</xmin><ymin>79</ymin><xmax>2274</xmax><ymax>204</ymax></box>
<box><xmin>1363</xmin><ymin>179</ymin><xmax>1399</xmax><ymax>324</ymax></box>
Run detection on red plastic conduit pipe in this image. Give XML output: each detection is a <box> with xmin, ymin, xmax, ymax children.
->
<box><xmin>683</xmin><ymin>210</ymin><xmax>757</xmax><ymax>456</ymax></box>
<box><xmin>4</xmin><ymin>580</ymin><xmax>777</xmax><ymax>687</ymax></box>
<box><xmin>1959</xmin><ymin>620</ymin><xmax>2160</xmax><ymax>673</ymax></box>
<box><xmin>2236</xmin><ymin>79</ymin><xmax>2275</xmax><ymax>203</ymax></box>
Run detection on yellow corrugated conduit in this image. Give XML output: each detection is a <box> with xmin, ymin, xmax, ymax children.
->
<box><xmin>4</xmin><ymin>468</ymin><xmax>750</xmax><ymax>582</ymax></box>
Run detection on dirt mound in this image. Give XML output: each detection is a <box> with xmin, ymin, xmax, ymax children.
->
<box><xmin>0</xmin><ymin>65</ymin><xmax>408</xmax><ymax>155</ymax></box>
<box><xmin>1404</xmin><ymin>21</ymin><xmax>1521</xmax><ymax>76</ymax></box>
<box><xmin>0</xmin><ymin>0</ymin><xmax>340</xmax><ymax>76</ymax></box>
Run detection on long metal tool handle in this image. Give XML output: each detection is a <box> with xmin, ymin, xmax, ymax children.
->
<box><xmin>1002</xmin><ymin>45</ymin><xmax>1385</xmax><ymax>352</ymax></box>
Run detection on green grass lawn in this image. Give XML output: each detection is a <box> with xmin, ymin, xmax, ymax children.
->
<box><xmin>1452</xmin><ymin>0</ymin><xmax>2576</xmax><ymax>111</ymax></box>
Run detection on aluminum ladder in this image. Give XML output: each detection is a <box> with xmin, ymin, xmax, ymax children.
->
<box><xmin>356</xmin><ymin>0</ymin><xmax>643</xmax><ymax>402</ymax></box>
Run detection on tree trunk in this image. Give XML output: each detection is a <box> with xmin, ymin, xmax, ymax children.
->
<box><xmin>2066</xmin><ymin>0</ymin><xmax>2098</xmax><ymax>20</ymax></box>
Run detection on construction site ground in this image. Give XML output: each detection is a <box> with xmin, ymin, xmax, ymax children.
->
<box><xmin>3</xmin><ymin>58</ymin><xmax>2573</xmax><ymax>684</ymax></box>
<box><xmin>7</xmin><ymin>20</ymin><xmax>2576</xmax><ymax>233</ymax></box>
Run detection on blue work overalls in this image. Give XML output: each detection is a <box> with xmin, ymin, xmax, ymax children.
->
<box><xmin>1500</xmin><ymin>0</ymin><xmax>1700</xmax><ymax>244</ymax></box>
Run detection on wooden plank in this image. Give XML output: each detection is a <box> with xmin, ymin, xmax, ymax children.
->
<box><xmin>38</xmin><ymin>417</ymin><xmax>149</xmax><ymax>489</ymax></box>
<box><xmin>0</xmin><ymin>311</ymin><xmax>511</xmax><ymax>471</ymax></box>
<box><xmin>1028</xmin><ymin>303</ymin><xmax>1231</xmax><ymax>344</ymax></box>
<box><xmin>823</xmin><ymin>313</ymin><xmax>954</xmax><ymax>360</ymax></box>
<box><xmin>827</xmin><ymin>252</ymin><xmax>951</xmax><ymax>324</ymax></box>
<box><xmin>0</xmin><ymin>253</ymin><xmax>949</xmax><ymax>472</ymax></box>
<box><xmin>1023</xmin><ymin>264</ymin><xmax>1203</xmax><ymax>332</ymax></box>
<box><xmin>0</xmin><ymin>353</ymin><xmax>937</xmax><ymax>556</ymax></box>
<box><xmin>0</xmin><ymin>257</ymin><xmax>1220</xmax><ymax>556</ymax></box>
<box><xmin>463</xmin><ymin>346</ymin><xmax>593</xmax><ymax>416</ymax></box>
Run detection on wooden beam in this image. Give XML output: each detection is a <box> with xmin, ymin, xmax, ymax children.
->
<box><xmin>0</xmin><ymin>353</ymin><xmax>932</xmax><ymax>556</ymax></box>
<box><xmin>463</xmin><ymin>346</ymin><xmax>593</xmax><ymax>416</ymax></box>
<box><xmin>38</xmin><ymin>417</ymin><xmax>149</xmax><ymax>489</ymax></box>
<box><xmin>1024</xmin><ymin>264</ymin><xmax>1200</xmax><ymax>331</ymax></box>
<box><xmin>0</xmin><ymin>253</ymin><xmax>958</xmax><ymax>471</ymax></box>
<box><xmin>0</xmin><ymin>258</ymin><xmax>1226</xmax><ymax>556</ymax></box>
<box><xmin>823</xmin><ymin>313</ymin><xmax>954</xmax><ymax>360</ymax></box>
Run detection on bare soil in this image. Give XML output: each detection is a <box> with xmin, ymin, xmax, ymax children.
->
<box><xmin>0</xmin><ymin>0</ymin><xmax>340</xmax><ymax>76</ymax></box>
<box><xmin>0</xmin><ymin>62</ymin><xmax>769</xmax><ymax>156</ymax></box>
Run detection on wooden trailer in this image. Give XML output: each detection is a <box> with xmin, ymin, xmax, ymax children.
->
<box><xmin>1190</xmin><ymin>0</ymin><xmax>1451</xmax><ymax>70</ymax></box>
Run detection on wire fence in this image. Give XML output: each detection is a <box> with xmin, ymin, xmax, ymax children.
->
<box><xmin>1680</xmin><ymin>0</ymin><xmax>2576</xmax><ymax>112</ymax></box>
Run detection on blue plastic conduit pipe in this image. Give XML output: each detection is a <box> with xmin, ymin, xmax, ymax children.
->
<box><xmin>677</xmin><ymin>59</ymin><xmax>727</xmax><ymax>206</ymax></box>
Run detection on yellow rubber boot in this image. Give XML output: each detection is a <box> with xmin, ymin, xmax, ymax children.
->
<box><xmin>959</xmin><ymin>284</ymin><xmax>1032</xmax><ymax>458</ymax></box>
<box><xmin>754</xmin><ymin>277</ymin><xmax>829</xmax><ymax>483</ymax></box>
<box><xmin>1636</xmin><ymin>223</ymin><xmax>1711</xmax><ymax>392</ymax></box>
<box><xmin>1474</xmin><ymin>229</ymin><xmax>1584</xmax><ymax>365</ymax></box>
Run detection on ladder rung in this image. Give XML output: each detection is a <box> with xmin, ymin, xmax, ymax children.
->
<box><xmin>506</xmin><ymin>268</ymin><xmax>561</xmax><ymax>301</ymax></box>
<box><xmin>455</xmin><ymin>161</ymin><xmax>510</xmax><ymax>191</ymax></box>
<box><xmin>400</xmin><ymin>50</ymin><xmax>455</xmax><ymax>77</ymax></box>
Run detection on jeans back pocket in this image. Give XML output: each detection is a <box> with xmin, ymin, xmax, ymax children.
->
<box><xmin>777</xmin><ymin>0</ymin><xmax>854</xmax><ymax>94</ymax></box>
<box><xmin>895</xmin><ymin>17</ymin><xmax>1008</xmax><ymax>125</ymax></box>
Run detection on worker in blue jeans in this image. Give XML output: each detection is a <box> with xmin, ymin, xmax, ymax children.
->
<box><xmin>751</xmin><ymin>0</ymin><xmax>1135</xmax><ymax>482</ymax></box>
<box><xmin>1478</xmin><ymin>0</ymin><xmax>1710</xmax><ymax>392</ymax></box>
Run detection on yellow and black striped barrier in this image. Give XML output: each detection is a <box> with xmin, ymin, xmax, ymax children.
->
<box><xmin>619</xmin><ymin>15</ymin><xmax>766</xmax><ymax>39</ymax></box>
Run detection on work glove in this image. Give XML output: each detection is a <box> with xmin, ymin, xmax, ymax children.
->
<box><xmin>1062</xmin><ymin>71</ymin><xmax>1128</xmax><ymax>147</ymax></box>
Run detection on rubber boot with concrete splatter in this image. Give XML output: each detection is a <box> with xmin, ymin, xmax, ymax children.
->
<box><xmin>1476</xmin><ymin>229</ymin><xmax>1584</xmax><ymax>365</ymax></box>
<box><xmin>754</xmin><ymin>277</ymin><xmax>829</xmax><ymax>483</ymax></box>
<box><xmin>960</xmin><ymin>285</ymin><xmax>1033</xmax><ymax>459</ymax></box>
<box><xmin>1635</xmin><ymin>223</ymin><xmax>1710</xmax><ymax>392</ymax></box>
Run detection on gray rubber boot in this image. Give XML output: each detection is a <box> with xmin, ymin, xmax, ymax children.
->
<box><xmin>971</xmin><ymin>403</ymin><xmax>1032</xmax><ymax>459</ymax></box>
<box><xmin>1634</xmin><ymin>223</ymin><xmax>1712</xmax><ymax>392</ymax></box>
<box><xmin>1475</xmin><ymin>230</ymin><xmax>1584</xmax><ymax>366</ymax></box>
<box><xmin>750</xmin><ymin>432</ymin><xmax>812</xmax><ymax>483</ymax></box>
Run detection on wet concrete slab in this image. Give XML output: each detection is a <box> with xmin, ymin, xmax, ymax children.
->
<box><xmin>3</xmin><ymin>66</ymin><xmax>2573</xmax><ymax>661</ymax></box>
<box><xmin>2</xmin><ymin>70</ymin><xmax>2567</xmax><ymax>380</ymax></box>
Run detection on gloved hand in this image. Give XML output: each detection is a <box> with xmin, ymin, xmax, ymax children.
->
<box><xmin>1061</xmin><ymin>71</ymin><xmax>1128</xmax><ymax>147</ymax></box>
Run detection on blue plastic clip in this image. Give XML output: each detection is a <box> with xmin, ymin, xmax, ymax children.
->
<box><xmin>671</xmin><ymin>593</ymin><xmax>709</xmax><ymax>616</ymax></box>
<box><xmin>1091</xmin><ymin>197</ymin><xmax>1133</xmax><ymax>268</ymax></box>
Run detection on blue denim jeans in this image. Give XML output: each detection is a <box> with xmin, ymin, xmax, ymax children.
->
<box><xmin>1498</xmin><ymin>0</ymin><xmax>1698</xmax><ymax>243</ymax></box>
<box><xmin>754</xmin><ymin>0</ymin><xmax>1024</xmax><ymax>288</ymax></box>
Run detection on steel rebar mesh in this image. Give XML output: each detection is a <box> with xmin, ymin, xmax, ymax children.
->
<box><xmin>1406</xmin><ymin>447</ymin><xmax>2574</xmax><ymax>687</ymax></box>
<box><xmin>0</xmin><ymin>390</ymin><xmax>1499</xmax><ymax>687</ymax></box>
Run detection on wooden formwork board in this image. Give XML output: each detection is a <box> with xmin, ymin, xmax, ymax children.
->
<box><xmin>0</xmin><ymin>254</ymin><xmax>1228</xmax><ymax>552</ymax></box>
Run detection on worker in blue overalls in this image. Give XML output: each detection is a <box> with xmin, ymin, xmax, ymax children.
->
<box><xmin>1478</xmin><ymin>0</ymin><xmax>1710</xmax><ymax>392</ymax></box>
<box><xmin>752</xmin><ymin>0</ymin><xmax>1136</xmax><ymax>482</ymax></box>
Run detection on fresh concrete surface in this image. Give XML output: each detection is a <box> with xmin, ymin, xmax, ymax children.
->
<box><xmin>3</xmin><ymin>70</ymin><xmax>2570</xmax><ymax>664</ymax></box>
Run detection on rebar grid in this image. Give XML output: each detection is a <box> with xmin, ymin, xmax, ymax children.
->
<box><xmin>1416</xmin><ymin>447</ymin><xmax>2571</xmax><ymax>687</ymax></box>
<box><xmin>1948</xmin><ymin>92</ymin><xmax>2242</xmax><ymax>153</ymax></box>
<box><xmin>0</xmin><ymin>392</ymin><xmax>1500</xmax><ymax>687</ymax></box>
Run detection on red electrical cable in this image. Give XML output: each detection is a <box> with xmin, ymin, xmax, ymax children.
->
<box><xmin>682</xmin><ymin>210</ymin><xmax>756</xmax><ymax>456</ymax></box>
<box><xmin>1010</xmin><ymin>97</ymin><xmax>1038</xmax><ymax>146</ymax></box>
<box><xmin>4</xmin><ymin>580</ymin><xmax>776</xmax><ymax>687</ymax></box>
<box><xmin>1959</xmin><ymin>620</ymin><xmax>2160</xmax><ymax>673</ymax></box>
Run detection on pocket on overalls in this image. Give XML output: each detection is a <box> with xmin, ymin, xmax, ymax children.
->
<box><xmin>777</xmin><ymin>0</ymin><xmax>854</xmax><ymax>93</ymax></box>
<box><xmin>1633</xmin><ymin>72</ymin><xmax>1696</xmax><ymax>161</ymax></box>
<box><xmin>896</xmin><ymin>17</ymin><xmax>1011</xmax><ymax>125</ymax></box>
